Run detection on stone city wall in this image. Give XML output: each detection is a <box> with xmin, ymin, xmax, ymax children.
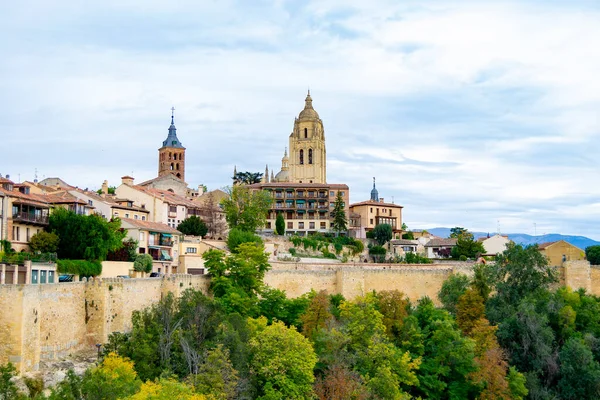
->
<box><xmin>2</xmin><ymin>260</ymin><xmax>599</xmax><ymax>374</ymax></box>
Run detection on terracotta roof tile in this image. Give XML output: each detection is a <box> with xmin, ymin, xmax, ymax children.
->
<box><xmin>121</xmin><ymin>218</ymin><xmax>181</xmax><ymax>234</ymax></box>
<box><xmin>425</xmin><ymin>238</ymin><xmax>458</xmax><ymax>247</ymax></box>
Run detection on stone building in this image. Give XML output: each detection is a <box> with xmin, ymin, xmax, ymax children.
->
<box><xmin>249</xmin><ymin>92</ymin><xmax>350</xmax><ymax>236</ymax></box>
<box><xmin>538</xmin><ymin>240</ymin><xmax>585</xmax><ymax>266</ymax></box>
<box><xmin>349</xmin><ymin>178</ymin><xmax>403</xmax><ymax>239</ymax></box>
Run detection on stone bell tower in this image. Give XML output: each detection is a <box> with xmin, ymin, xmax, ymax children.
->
<box><xmin>288</xmin><ymin>91</ymin><xmax>327</xmax><ymax>184</ymax></box>
<box><xmin>158</xmin><ymin>107</ymin><xmax>186</xmax><ymax>181</ymax></box>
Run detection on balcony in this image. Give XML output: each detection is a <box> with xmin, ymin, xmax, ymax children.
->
<box><xmin>13</xmin><ymin>211</ymin><xmax>49</xmax><ymax>225</ymax></box>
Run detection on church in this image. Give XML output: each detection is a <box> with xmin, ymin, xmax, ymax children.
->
<box><xmin>249</xmin><ymin>92</ymin><xmax>349</xmax><ymax>236</ymax></box>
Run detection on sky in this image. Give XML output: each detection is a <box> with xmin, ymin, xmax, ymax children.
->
<box><xmin>1</xmin><ymin>1</ymin><xmax>600</xmax><ymax>238</ymax></box>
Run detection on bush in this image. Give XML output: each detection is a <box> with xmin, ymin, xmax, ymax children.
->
<box><xmin>177</xmin><ymin>216</ymin><xmax>208</xmax><ymax>237</ymax></box>
<box><xmin>57</xmin><ymin>259</ymin><xmax>102</xmax><ymax>277</ymax></box>
<box><xmin>275</xmin><ymin>214</ymin><xmax>285</xmax><ymax>235</ymax></box>
<box><xmin>289</xmin><ymin>248</ymin><xmax>297</xmax><ymax>256</ymax></box>
<box><xmin>322</xmin><ymin>248</ymin><xmax>337</xmax><ymax>259</ymax></box>
<box><xmin>366</xmin><ymin>231</ymin><xmax>374</xmax><ymax>239</ymax></box>
<box><xmin>133</xmin><ymin>254</ymin><xmax>153</xmax><ymax>273</ymax></box>
<box><xmin>369</xmin><ymin>245</ymin><xmax>387</xmax><ymax>263</ymax></box>
<box><xmin>290</xmin><ymin>235</ymin><xmax>302</xmax><ymax>247</ymax></box>
<box><xmin>29</xmin><ymin>231</ymin><xmax>59</xmax><ymax>253</ymax></box>
<box><xmin>227</xmin><ymin>228</ymin><xmax>263</xmax><ymax>253</ymax></box>
<box><xmin>459</xmin><ymin>255</ymin><xmax>468</xmax><ymax>261</ymax></box>
<box><xmin>402</xmin><ymin>252</ymin><xmax>433</xmax><ymax>264</ymax></box>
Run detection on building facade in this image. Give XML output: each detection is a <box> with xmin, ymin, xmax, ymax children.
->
<box><xmin>250</xmin><ymin>92</ymin><xmax>350</xmax><ymax>236</ymax></box>
<box><xmin>538</xmin><ymin>240</ymin><xmax>585</xmax><ymax>266</ymax></box>
<box><xmin>349</xmin><ymin>178</ymin><xmax>403</xmax><ymax>239</ymax></box>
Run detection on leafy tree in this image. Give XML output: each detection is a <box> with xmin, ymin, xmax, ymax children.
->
<box><xmin>450</xmin><ymin>227</ymin><xmax>468</xmax><ymax>238</ymax></box>
<box><xmin>133</xmin><ymin>254</ymin><xmax>153</xmax><ymax>273</ymax></box>
<box><xmin>29</xmin><ymin>231</ymin><xmax>59</xmax><ymax>253</ymax></box>
<box><xmin>0</xmin><ymin>362</ymin><xmax>19</xmax><ymax>400</ymax></box>
<box><xmin>48</xmin><ymin>369</ymin><xmax>83</xmax><ymax>400</ymax></box>
<box><xmin>314</xmin><ymin>364</ymin><xmax>369</xmax><ymax>400</ymax></box>
<box><xmin>81</xmin><ymin>352</ymin><xmax>141</xmax><ymax>400</ymax></box>
<box><xmin>330</xmin><ymin>191</ymin><xmax>347</xmax><ymax>235</ymax></box>
<box><xmin>301</xmin><ymin>291</ymin><xmax>333</xmax><ymax>340</ymax></box>
<box><xmin>130</xmin><ymin>378</ymin><xmax>206</xmax><ymax>399</ymax></box>
<box><xmin>199</xmin><ymin>192</ymin><xmax>228</xmax><ymax>239</ymax></box>
<box><xmin>374</xmin><ymin>290</ymin><xmax>410</xmax><ymax>342</ymax></box>
<box><xmin>194</xmin><ymin>345</ymin><xmax>238</xmax><ymax>400</ymax></box>
<box><xmin>368</xmin><ymin>245</ymin><xmax>386</xmax><ymax>263</ymax></box>
<box><xmin>275</xmin><ymin>213</ymin><xmax>285</xmax><ymax>236</ymax></box>
<box><xmin>107</xmin><ymin>238</ymin><xmax>138</xmax><ymax>262</ymax></box>
<box><xmin>451</xmin><ymin>230</ymin><xmax>485</xmax><ymax>260</ymax></box>
<box><xmin>226</xmin><ymin>228</ymin><xmax>263</xmax><ymax>253</ymax></box>
<box><xmin>372</xmin><ymin>223</ymin><xmax>392</xmax><ymax>246</ymax></box>
<box><xmin>490</xmin><ymin>243</ymin><xmax>558</xmax><ymax>311</ymax></box>
<box><xmin>402</xmin><ymin>231</ymin><xmax>415</xmax><ymax>240</ymax></box>
<box><xmin>249</xmin><ymin>318</ymin><xmax>317</xmax><ymax>399</ymax></box>
<box><xmin>233</xmin><ymin>171</ymin><xmax>263</xmax><ymax>185</ymax></box>
<box><xmin>177</xmin><ymin>216</ymin><xmax>208</xmax><ymax>237</ymax></box>
<box><xmin>221</xmin><ymin>185</ymin><xmax>272</xmax><ymax>232</ymax></box>
<box><xmin>585</xmin><ymin>245</ymin><xmax>600</xmax><ymax>265</ymax></box>
<box><xmin>558</xmin><ymin>338</ymin><xmax>600</xmax><ymax>399</ymax></box>
<box><xmin>48</xmin><ymin>208</ymin><xmax>126</xmax><ymax>261</ymax></box>
<box><xmin>438</xmin><ymin>273</ymin><xmax>471</xmax><ymax>315</ymax></box>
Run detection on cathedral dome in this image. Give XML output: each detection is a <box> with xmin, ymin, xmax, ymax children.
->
<box><xmin>274</xmin><ymin>169</ymin><xmax>289</xmax><ymax>182</ymax></box>
<box><xmin>298</xmin><ymin>91</ymin><xmax>320</xmax><ymax>120</ymax></box>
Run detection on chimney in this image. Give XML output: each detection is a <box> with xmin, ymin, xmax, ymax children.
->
<box><xmin>121</xmin><ymin>176</ymin><xmax>134</xmax><ymax>185</ymax></box>
<box><xmin>379</xmin><ymin>198</ymin><xmax>384</xmax><ymax>203</ymax></box>
<box><xmin>101</xmin><ymin>180</ymin><xmax>109</xmax><ymax>195</ymax></box>
<box><xmin>197</xmin><ymin>185</ymin><xmax>205</xmax><ymax>196</ymax></box>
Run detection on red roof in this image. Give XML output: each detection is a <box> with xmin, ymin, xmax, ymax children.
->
<box><xmin>121</xmin><ymin>218</ymin><xmax>180</xmax><ymax>234</ymax></box>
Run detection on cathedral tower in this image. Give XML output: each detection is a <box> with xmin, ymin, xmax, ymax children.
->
<box><xmin>289</xmin><ymin>91</ymin><xmax>326</xmax><ymax>184</ymax></box>
<box><xmin>158</xmin><ymin>108</ymin><xmax>186</xmax><ymax>181</ymax></box>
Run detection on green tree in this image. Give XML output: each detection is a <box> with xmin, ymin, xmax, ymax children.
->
<box><xmin>249</xmin><ymin>318</ymin><xmax>317</xmax><ymax>399</ymax></box>
<box><xmin>438</xmin><ymin>273</ymin><xmax>471</xmax><ymax>315</ymax></box>
<box><xmin>221</xmin><ymin>185</ymin><xmax>272</xmax><ymax>232</ymax></box>
<box><xmin>585</xmin><ymin>245</ymin><xmax>600</xmax><ymax>265</ymax></box>
<box><xmin>301</xmin><ymin>290</ymin><xmax>333</xmax><ymax>340</ymax></box>
<box><xmin>81</xmin><ymin>352</ymin><xmax>141</xmax><ymax>400</ymax></box>
<box><xmin>275</xmin><ymin>213</ymin><xmax>285</xmax><ymax>236</ymax></box>
<box><xmin>107</xmin><ymin>238</ymin><xmax>138</xmax><ymax>262</ymax></box>
<box><xmin>226</xmin><ymin>228</ymin><xmax>263</xmax><ymax>253</ymax></box>
<box><xmin>49</xmin><ymin>208</ymin><xmax>126</xmax><ymax>261</ymax></box>
<box><xmin>133</xmin><ymin>254</ymin><xmax>153</xmax><ymax>273</ymax></box>
<box><xmin>451</xmin><ymin>230</ymin><xmax>485</xmax><ymax>260</ymax></box>
<box><xmin>0</xmin><ymin>362</ymin><xmax>20</xmax><ymax>400</ymax></box>
<box><xmin>558</xmin><ymin>337</ymin><xmax>600</xmax><ymax>399</ymax></box>
<box><xmin>450</xmin><ymin>227</ymin><xmax>468</xmax><ymax>238</ymax></box>
<box><xmin>372</xmin><ymin>223</ymin><xmax>393</xmax><ymax>246</ymax></box>
<box><xmin>330</xmin><ymin>191</ymin><xmax>347</xmax><ymax>235</ymax></box>
<box><xmin>194</xmin><ymin>345</ymin><xmax>238</xmax><ymax>400</ymax></box>
<box><xmin>48</xmin><ymin>369</ymin><xmax>83</xmax><ymax>400</ymax></box>
<box><xmin>177</xmin><ymin>216</ymin><xmax>208</xmax><ymax>237</ymax></box>
<box><xmin>29</xmin><ymin>230</ymin><xmax>59</xmax><ymax>253</ymax></box>
<box><xmin>233</xmin><ymin>171</ymin><xmax>263</xmax><ymax>185</ymax></box>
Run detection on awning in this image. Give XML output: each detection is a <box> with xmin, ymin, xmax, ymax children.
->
<box><xmin>161</xmin><ymin>250</ymin><xmax>172</xmax><ymax>260</ymax></box>
<box><xmin>296</xmin><ymin>199</ymin><xmax>305</xmax><ymax>203</ymax></box>
<box><xmin>297</xmin><ymin>209</ymin><xmax>305</xmax><ymax>213</ymax></box>
<box><xmin>161</xmin><ymin>233</ymin><xmax>172</xmax><ymax>237</ymax></box>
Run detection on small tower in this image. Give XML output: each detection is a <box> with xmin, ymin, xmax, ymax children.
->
<box><xmin>263</xmin><ymin>165</ymin><xmax>270</xmax><ymax>183</ymax></box>
<box><xmin>370</xmin><ymin>177</ymin><xmax>379</xmax><ymax>202</ymax></box>
<box><xmin>158</xmin><ymin>107</ymin><xmax>186</xmax><ymax>181</ymax></box>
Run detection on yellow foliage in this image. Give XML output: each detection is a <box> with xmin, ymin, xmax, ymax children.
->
<box><xmin>128</xmin><ymin>378</ymin><xmax>207</xmax><ymax>400</ymax></box>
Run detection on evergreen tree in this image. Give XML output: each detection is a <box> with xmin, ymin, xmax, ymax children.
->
<box><xmin>275</xmin><ymin>213</ymin><xmax>285</xmax><ymax>236</ymax></box>
<box><xmin>177</xmin><ymin>216</ymin><xmax>208</xmax><ymax>237</ymax></box>
<box><xmin>331</xmin><ymin>191</ymin><xmax>347</xmax><ymax>235</ymax></box>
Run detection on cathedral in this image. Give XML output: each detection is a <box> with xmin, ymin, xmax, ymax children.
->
<box><xmin>250</xmin><ymin>92</ymin><xmax>349</xmax><ymax>236</ymax></box>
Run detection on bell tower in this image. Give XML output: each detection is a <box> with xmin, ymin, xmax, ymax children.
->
<box><xmin>289</xmin><ymin>91</ymin><xmax>327</xmax><ymax>184</ymax></box>
<box><xmin>158</xmin><ymin>107</ymin><xmax>186</xmax><ymax>181</ymax></box>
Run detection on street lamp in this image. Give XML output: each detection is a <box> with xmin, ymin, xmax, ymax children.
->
<box><xmin>96</xmin><ymin>343</ymin><xmax>102</xmax><ymax>364</ymax></box>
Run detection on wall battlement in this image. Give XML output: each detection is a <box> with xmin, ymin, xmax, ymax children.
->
<box><xmin>1</xmin><ymin>261</ymin><xmax>598</xmax><ymax>374</ymax></box>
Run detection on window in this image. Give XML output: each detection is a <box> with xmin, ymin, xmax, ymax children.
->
<box><xmin>299</xmin><ymin>222</ymin><xmax>304</xmax><ymax>229</ymax></box>
<box><xmin>370</xmin><ymin>208</ymin><xmax>373</xmax><ymax>213</ymax></box>
<box><xmin>370</xmin><ymin>218</ymin><xmax>374</xmax><ymax>224</ymax></box>
<box><xmin>308</xmin><ymin>149</ymin><xmax>313</xmax><ymax>164</ymax></box>
<box><xmin>134</xmin><ymin>215</ymin><xmax>139</xmax><ymax>220</ymax></box>
<box><xmin>14</xmin><ymin>226</ymin><xmax>19</xmax><ymax>241</ymax></box>
<box><xmin>299</xmin><ymin>149</ymin><xmax>304</xmax><ymax>165</ymax></box>
<box><xmin>114</xmin><ymin>212</ymin><xmax>119</xmax><ymax>217</ymax></box>
<box><xmin>26</xmin><ymin>228</ymin><xmax>30</xmax><ymax>241</ymax></box>
<box><xmin>287</xmin><ymin>222</ymin><xmax>293</xmax><ymax>229</ymax></box>
<box><xmin>309</xmin><ymin>222</ymin><xmax>315</xmax><ymax>229</ymax></box>
<box><xmin>186</xmin><ymin>247</ymin><xmax>197</xmax><ymax>254</ymax></box>
<box><xmin>140</xmin><ymin>232</ymin><xmax>145</xmax><ymax>241</ymax></box>
<box><xmin>125</xmin><ymin>213</ymin><xmax>130</xmax><ymax>218</ymax></box>
<box><xmin>304</xmin><ymin>128</ymin><xmax>308</xmax><ymax>138</ymax></box>
<box><xmin>330</xmin><ymin>191</ymin><xmax>334</xmax><ymax>197</ymax></box>
<box><xmin>88</xmin><ymin>200</ymin><xmax>93</xmax><ymax>206</ymax></box>
<box><xmin>142</xmin><ymin>216</ymin><xmax>146</xmax><ymax>221</ymax></box>
<box><xmin>266</xmin><ymin>222</ymin><xmax>272</xmax><ymax>229</ymax></box>
<box><xmin>320</xmin><ymin>222</ymin><xmax>326</xmax><ymax>229</ymax></box>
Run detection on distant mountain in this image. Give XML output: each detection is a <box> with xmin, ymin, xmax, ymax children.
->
<box><xmin>423</xmin><ymin>227</ymin><xmax>600</xmax><ymax>250</ymax></box>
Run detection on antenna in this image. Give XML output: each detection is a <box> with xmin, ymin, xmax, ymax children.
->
<box><xmin>34</xmin><ymin>168</ymin><xmax>38</xmax><ymax>183</ymax></box>
<box><xmin>391</xmin><ymin>196</ymin><xmax>394</xmax><ymax>204</ymax></box>
<box><xmin>497</xmin><ymin>220</ymin><xmax>500</xmax><ymax>234</ymax></box>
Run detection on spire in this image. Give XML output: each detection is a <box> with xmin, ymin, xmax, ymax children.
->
<box><xmin>264</xmin><ymin>165</ymin><xmax>269</xmax><ymax>183</ymax></box>
<box><xmin>162</xmin><ymin>107</ymin><xmax>184</xmax><ymax>148</ymax></box>
<box><xmin>304</xmin><ymin>90</ymin><xmax>313</xmax><ymax>109</ymax></box>
<box><xmin>270</xmin><ymin>170</ymin><xmax>274</xmax><ymax>181</ymax></box>
<box><xmin>370</xmin><ymin>177</ymin><xmax>379</xmax><ymax>202</ymax></box>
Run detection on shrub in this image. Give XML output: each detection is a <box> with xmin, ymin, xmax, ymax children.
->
<box><xmin>366</xmin><ymin>231</ymin><xmax>374</xmax><ymax>239</ymax></box>
<box><xmin>29</xmin><ymin>231</ymin><xmax>59</xmax><ymax>253</ymax></box>
<box><xmin>322</xmin><ymin>248</ymin><xmax>337</xmax><ymax>259</ymax></box>
<box><xmin>289</xmin><ymin>247</ymin><xmax>297</xmax><ymax>256</ymax></box>
<box><xmin>403</xmin><ymin>252</ymin><xmax>433</xmax><ymax>264</ymax></box>
<box><xmin>227</xmin><ymin>228</ymin><xmax>263</xmax><ymax>253</ymax></box>
<box><xmin>333</xmin><ymin>242</ymin><xmax>343</xmax><ymax>255</ymax></box>
<box><xmin>177</xmin><ymin>216</ymin><xmax>208</xmax><ymax>237</ymax></box>
<box><xmin>275</xmin><ymin>214</ymin><xmax>285</xmax><ymax>235</ymax></box>
<box><xmin>290</xmin><ymin>235</ymin><xmax>302</xmax><ymax>247</ymax></box>
<box><xmin>369</xmin><ymin>245</ymin><xmax>387</xmax><ymax>263</ymax></box>
<box><xmin>133</xmin><ymin>254</ymin><xmax>153</xmax><ymax>273</ymax></box>
<box><xmin>57</xmin><ymin>259</ymin><xmax>102</xmax><ymax>277</ymax></box>
<box><xmin>459</xmin><ymin>255</ymin><xmax>468</xmax><ymax>261</ymax></box>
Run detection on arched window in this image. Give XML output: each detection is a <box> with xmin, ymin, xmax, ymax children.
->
<box><xmin>170</xmin><ymin>163</ymin><xmax>174</xmax><ymax>170</ymax></box>
<box><xmin>176</xmin><ymin>163</ymin><xmax>180</xmax><ymax>170</ymax></box>
<box><xmin>299</xmin><ymin>149</ymin><xmax>304</xmax><ymax>165</ymax></box>
<box><xmin>180</xmin><ymin>153</ymin><xmax>183</xmax><ymax>160</ymax></box>
<box><xmin>304</xmin><ymin>128</ymin><xmax>308</xmax><ymax>138</ymax></box>
<box><xmin>169</xmin><ymin>152</ymin><xmax>172</xmax><ymax>160</ymax></box>
<box><xmin>308</xmin><ymin>149</ymin><xmax>313</xmax><ymax>164</ymax></box>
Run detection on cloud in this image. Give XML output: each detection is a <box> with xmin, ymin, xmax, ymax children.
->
<box><xmin>1</xmin><ymin>0</ymin><xmax>599</xmax><ymax>238</ymax></box>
